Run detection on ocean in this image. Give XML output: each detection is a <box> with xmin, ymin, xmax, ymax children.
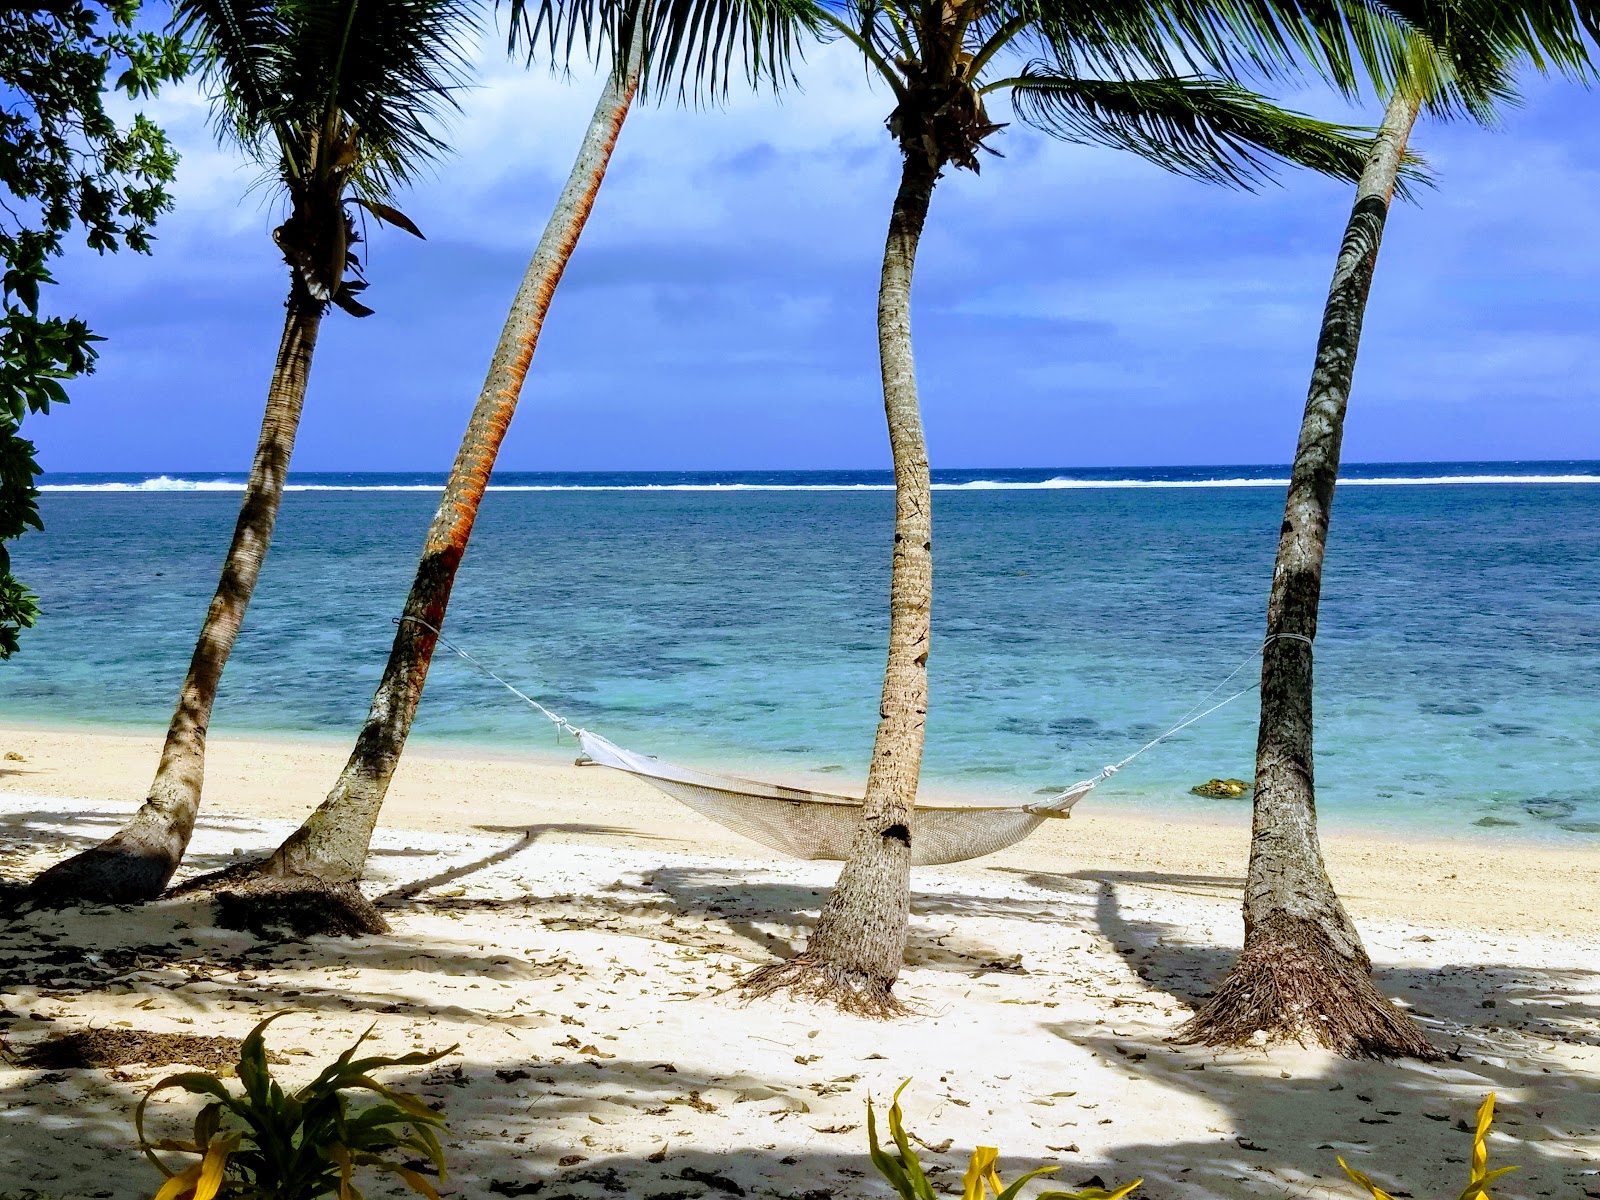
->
<box><xmin>6</xmin><ymin>463</ymin><xmax>1599</xmax><ymax>843</ymax></box>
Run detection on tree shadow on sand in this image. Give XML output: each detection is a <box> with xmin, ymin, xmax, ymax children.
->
<box><xmin>1016</xmin><ymin>866</ymin><xmax>1600</xmax><ymax>1199</ymax></box>
<box><xmin>0</xmin><ymin>1048</ymin><xmax>1142</xmax><ymax>1200</ymax></box>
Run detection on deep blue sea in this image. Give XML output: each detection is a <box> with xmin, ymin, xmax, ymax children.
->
<box><xmin>5</xmin><ymin>463</ymin><xmax>1599</xmax><ymax>843</ymax></box>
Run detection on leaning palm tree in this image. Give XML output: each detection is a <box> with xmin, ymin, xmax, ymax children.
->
<box><xmin>1179</xmin><ymin>6</ymin><xmax>1595</xmax><ymax>1059</ymax></box>
<box><xmin>200</xmin><ymin>0</ymin><xmax>816</xmax><ymax>934</ymax></box>
<box><xmin>27</xmin><ymin>0</ymin><xmax>475</xmax><ymax>905</ymax></box>
<box><xmin>737</xmin><ymin>0</ymin><xmax>1527</xmax><ymax>1016</ymax></box>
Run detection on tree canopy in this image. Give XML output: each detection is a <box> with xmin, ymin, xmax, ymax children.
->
<box><xmin>0</xmin><ymin>0</ymin><xmax>187</xmax><ymax>657</ymax></box>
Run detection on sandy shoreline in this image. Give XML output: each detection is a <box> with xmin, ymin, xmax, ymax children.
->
<box><xmin>1</xmin><ymin>723</ymin><xmax>1597</xmax><ymax>1200</ymax></box>
<box><xmin>2</xmin><ymin>722</ymin><xmax>1595</xmax><ymax>939</ymax></box>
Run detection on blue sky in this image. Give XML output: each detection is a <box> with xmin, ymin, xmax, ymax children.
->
<box><xmin>29</xmin><ymin>31</ymin><xmax>1600</xmax><ymax>472</ymax></box>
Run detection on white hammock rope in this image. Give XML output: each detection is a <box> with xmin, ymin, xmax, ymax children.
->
<box><xmin>399</xmin><ymin>617</ymin><xmax>1305</xmax><ymax>865</ymax></box>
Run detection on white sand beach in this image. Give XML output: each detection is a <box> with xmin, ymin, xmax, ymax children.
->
<box><xmin>1</xmin><ymin>724</ymin><xmax>1597</xmax><ymax>1200</ymax></box>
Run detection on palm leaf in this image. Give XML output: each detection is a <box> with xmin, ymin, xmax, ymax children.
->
<box><xmin>170</xmin><ymin>0</ymin><xmax>292</xmax><ymax>163</ymax></box>
<box><xmin>507</xmin><ymin>0</ymin><xmax>821</xmax><ymax>101</ymax></box>
<box><xmin>274</xmin><ymin>0</ymin><xmax>477</xmax><ymax>191</ymax></box>
<box><xmin>1005</xmin><ymin>68</ymin><xmax>1419</xmax><ymax>190</ymax></box>
<box><xmin>989</xmin><ymin>0</ymin><xmax>1592</xmax><ymax>124</ymax></box>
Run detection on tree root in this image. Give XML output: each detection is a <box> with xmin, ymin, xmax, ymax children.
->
<box><xmin>1177</xmin><ymin>921</ymin><xmax>1437</xmax><ymax>1060</ymax></box>
<box><xmin>739</xmin><ymin>954</ymin><xmax>910</xmax><ymax>1019</ymax></box>
<box><xmin>173</xmin><ymin>862</ymin><xmax>389</xmax><ymax>939</ymax></box>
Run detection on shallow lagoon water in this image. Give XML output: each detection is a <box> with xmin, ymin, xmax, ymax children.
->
<box><xmin>6</xmin><ymin>465</ymin><xmax>1599</xmax><ymax>843</ymax></box>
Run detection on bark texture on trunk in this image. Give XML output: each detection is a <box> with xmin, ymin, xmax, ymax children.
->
<box><xmin>1180</xmin><ymin>90</ymin><xmax>1434</xmax><ymax>1059</ymax></box>
<box><xmin>26</xmin><ymin>297</ymin><xmax>323</xmax><ymax>906</ymax></box>
<box><xmin>202</xmin><ymin>56</ymin><xmax>642</xmax><ymax>938</ymax></box>
<box><xmin>742</xmin><ymin>152</ymin><xmax>940</xmax><ymax>1016</ymax></box>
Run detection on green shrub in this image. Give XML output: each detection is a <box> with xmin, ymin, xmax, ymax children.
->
<box><xmin>868</xmin><ymin>1082</ymin><xmax>1140</xmax><ymax>1200</ymax></box>
<box><xmin>1339</xmin><ymin>1094</ymin><xmax>1516</xmax><ymax>1200</ymax></box>
<box><xmin>136</xmin><ymin>1013</ymin><xmax>455</xmax><ymax>1200</ymax></box>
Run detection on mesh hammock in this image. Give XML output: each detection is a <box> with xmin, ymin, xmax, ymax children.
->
<box><xmin>407</xmin><ymin>618</ymin><xmax>1283</xmax><ymax>867</ymax></box>
<box><xmin>573</xmin><ymin>729</ymin><xmax>1090</xmax><ymax>867</ymax></box>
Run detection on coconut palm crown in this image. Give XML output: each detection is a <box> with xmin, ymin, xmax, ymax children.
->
<box><xmin>176</xmin><ymin>0</ymin><xmax>476</xmax><ymax>314</ymax></box>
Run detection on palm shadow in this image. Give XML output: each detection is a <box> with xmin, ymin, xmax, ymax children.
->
<box><xmin>373</xmin><ymin>823</ymin><xmax>642</xmax><ymax>906</ymax></box>
<box><xmin>1019</xmin><ymin>868</ymin><xmax>1600</xmax><ymax>1198</ymax></box>
<box><xmin>0</xmin><ymin>807</ymin><xmax>260</xmax><ymax>886</ymax></box>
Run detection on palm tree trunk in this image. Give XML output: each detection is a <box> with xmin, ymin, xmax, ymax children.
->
<box><xmin>27</xmin><ymin>295</ymin><xmax>322</xmax><ymax>905</ymax></box>
<box><xmin>206</xmin><ymin>55</ymin><xmax>642</xmax><ymax>937</ymax></box>
<box><xmin>1179</xmin><ymin>88</ymin><xmax>1434</xmax><ymax>1059</ymax></box>
<box><xmin>742</xmin><ymin>150</ymin><xmax>940</xmax><ymax>1016</ymax></box>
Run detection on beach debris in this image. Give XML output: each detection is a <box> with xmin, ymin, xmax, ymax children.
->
<box><xmin>977</xmin><ymin>954</ymin><xmax>1026</xmax><ymax>974</ymax></box>
<box><xmin>680</xmin><ymin>1167</ymin><xmax>745</xmax><ymax>1195</ymax></box>
<box><xmin>489</xmin><ymin>1181</ymin><xmax>545</xmax><ymax>1196</ymax></box>
<box><xmin>20</xmin><ymin>1028</ymin><xmax>240</xmax><ymax>1071</ymax></box>
<box><xmin>648</xmin><ymin>1143</ymin><xmax>670</xmax><ymax>1163</ymax></box>
<box><xmin>1190</xmin><ymin>778</ymin><xmax>1250</xmax><ymax>799</ymax></box>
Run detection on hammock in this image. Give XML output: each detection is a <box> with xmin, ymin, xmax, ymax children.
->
<box><xmin>405</xmin><ymin>619</ymin><xmax>1287</xmax><ymax>867</ymax></box>
<box><xmin>572</xmin><ymin>728</ymin><xmax>1092</xmax><ymax>866</ymax></box>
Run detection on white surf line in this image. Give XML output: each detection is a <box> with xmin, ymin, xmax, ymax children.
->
<box><xmin>39</xmin><ymin>474</ymin><xmax>1600</xmax><ymax>492</ymax></box>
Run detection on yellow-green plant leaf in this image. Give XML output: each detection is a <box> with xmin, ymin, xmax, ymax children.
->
<box><xmin>1458</xmin><ymin>1165</ymin><xmax>1519</xmax><ymax>1200</ymax></box>
<box><xmin>1339</xmin><ymin>1156</ymin><xmax>1396</xmax><ymax>1200</ymax></box>
<box><xmin>887</xmin><ymin>1081</ymin><xmax>937</xmax><ymax>1200</ymax></box>
<box><xmin>193</xmin><ymin>1104</ymin><xmax>218</xmax><ymax>1150</ymax></box>
<box><xmin>192</xmin><ymin>1133</ymin><xmax>238</xmax><ymax>1200</ymax></box>
<box><xmin>236</xmin><ymin>1012</ymin><xmax>287</xmax><ymax>1109</ymax></box>
<box><xmin>331</xmin><ymin>1142</ymin><xmax>356</xmax><ymax>1200</ymax></box>
<box><xmin>152</xmin><ymin>1162</ymin><xmax>203</xmax><ymax>1200</ymax></box>
<box><xmin>994</xmin><ymin>1164</ymin><xmax>1063</xmax><ymax>1200</ymax></box>
<box><xmin>962</xmin><ymin>1147</ymin><xmax>1000</xmax><ymax>1200</ymax></box>
<box><xmin>1036</xmin><ymin>1181</ymin><xmax>1141</xmax><ymax>1200</ymax></box>
<box><xmin>867</xmin><ymin>1095</ymin><xmax>919</xmax><ymax>1200</ymax></box>
<box><xmin>358</xmin><ymin>1153</ymin><xmax>445</xmax><ymax>1200</ymax></box>
<box><xmin>137</xmin><ymin>1073</ymin><xmax>235</xmax><ymax>1177</ymax></box>
<box><xmin>1470</xmin><ymin>1093</ymin><xmax>1496</xmax><ymax>1184</ymax></box>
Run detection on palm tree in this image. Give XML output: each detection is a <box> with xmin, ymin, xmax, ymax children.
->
<box><xmin>1179</xmin><ymin>7</ymin><xmax>1595</xmax><ymax>1060</ymax></box>
<box><xmin>27</xmin><ymin>0</ymin><xmax>474</xmax><ymax>906</ymax></box>
<box><xmin>203</xmin><ymin>0</ymin><xmax>815</xmax><ymax>935</ymax></box>
<box><xmin>737</xmin><ymin>0</ymin><xmax>1523</xmax><ymax>1016</ymax></box>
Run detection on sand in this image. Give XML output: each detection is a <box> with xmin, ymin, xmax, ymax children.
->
<box><xmin>1</xmin><ymin>723</ymin><xmax>1597</xmax><ymax>1200</ymax></box>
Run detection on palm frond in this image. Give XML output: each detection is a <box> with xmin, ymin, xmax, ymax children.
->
<box><xmin>171</xmin><ymin>0</ymin><xmax>292</xmax><ymax>163</ymax></box>
<box><xmin>507</xmin><ymin>0</ymin><xmax>822</xmax><ymax>101</ymax></box>
<box><xmin>1014</xmin><ymin>0</ymin><xmax>1592</xmax><ymax>122</ymax></box>
<box><xmin>1005</xmin><ymin>68</ymin><xmax>1418</xmax><ymax>190</ymax></box>
<box><xmin>273</xmin><ymin>0</ymin><xmax>478</xmax><ymax>191</ymax></box>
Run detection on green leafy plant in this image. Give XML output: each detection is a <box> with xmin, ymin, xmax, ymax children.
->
<box><xmin>1340</xmin><ymin>1094</ymin><xmax>1517</xmax><ymax>1200</ymax></box>
<box><xmin>868</xmin><ymin>1082</ymin><xmax>1140</xmax><ymax>1200</ymax></box>
<box><xmin>135</xmin><ymin>1014</ymin><xmax>456</xmax><ymax>1200</ymax></box>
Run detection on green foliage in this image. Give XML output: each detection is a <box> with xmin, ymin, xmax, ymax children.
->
<box><xmin>136</xmin><ymin>1014</ymin><xmax>457</xmax><ymax>1200</ymax></box>
<box><xmin>1340</xmin><ymin>1094</ymin><xmax>1519</xmax><ymax>1200</ymax></box>
<box><xmin>0</xmin><ymin>0</ymin><xmax>187</xmax><ymax>658</ymax></box>
<box><xmin>868</xmin><ymin>1082</ymin><xmax>1141</xmax><ymax>1200</ymax></box>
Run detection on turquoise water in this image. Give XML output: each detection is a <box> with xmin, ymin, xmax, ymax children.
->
<box><xmin>6</xmin><ymin>464</ymin><xmax>1600</xmax><ymax>842</ymax></box>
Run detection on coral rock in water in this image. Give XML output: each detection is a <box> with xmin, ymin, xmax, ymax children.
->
<box><xmin>1190</xmin><ymin>777</ymin><xmax>1251</xmax><ymax>799</ymax></box>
